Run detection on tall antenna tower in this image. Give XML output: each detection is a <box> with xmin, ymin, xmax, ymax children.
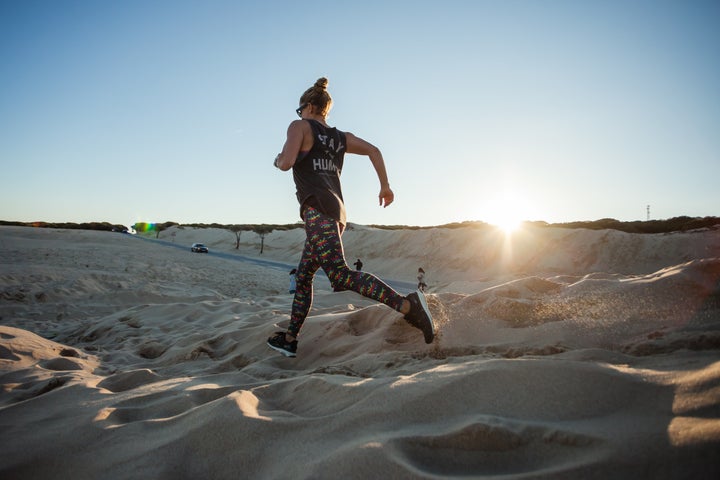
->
<box><xmin>646</xmin><ymin>205</ymin><xmax>650</xmax><ymax>221</ymax></box>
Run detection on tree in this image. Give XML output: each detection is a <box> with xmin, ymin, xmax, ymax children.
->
<box><xmin>230</xmin><ymin>225</ymin><xmax>247</xmax><ymax>250</ymax></box>
<box><xmin>253</xmin><ymin>226</ymin><xmax>273</xmax><ymax>254</ymax></box>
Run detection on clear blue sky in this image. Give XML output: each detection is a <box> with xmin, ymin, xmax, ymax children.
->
<box><xmin>1</xmin><ymin>0</ymin><xmax>718</xmax><ymax>228</ymax></box>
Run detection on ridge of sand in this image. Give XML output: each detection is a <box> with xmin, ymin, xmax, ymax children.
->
<box><xmin>1</xmin><ymin>225</ymin><xmax>719</xmax><ymax>479</ymax></box>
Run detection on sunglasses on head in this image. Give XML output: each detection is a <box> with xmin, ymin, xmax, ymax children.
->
<box><xmin>296</xmin><ymin>103</ymin><xmax>308</xmax><ymax>118</ymax></box>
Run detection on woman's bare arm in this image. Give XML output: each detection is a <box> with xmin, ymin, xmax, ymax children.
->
<box><xmin>274</xmin><ymin>120</ymin><xmax>310</xmax><ymax>171</ymax></box>
<box><xmin>345</xmin><ymin>132</ymin><xmax>395</xmax><ymax>207</ymax></box>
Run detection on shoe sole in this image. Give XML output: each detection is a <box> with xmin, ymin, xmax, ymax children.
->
<box><xmin>415</xmin><ymin>289</ymin><xmax>436</xmax><ymax>344</ymax></box>
<box><xmin>267</xmin><ymin>341</ymin><xmax>297</xmax><ymax>357</ymax></box>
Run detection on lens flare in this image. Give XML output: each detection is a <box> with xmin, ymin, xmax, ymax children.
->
<box><xmin>134</xmin><ymin>222</ymin><xmax>157</xmax><ymax>233</ymax></box>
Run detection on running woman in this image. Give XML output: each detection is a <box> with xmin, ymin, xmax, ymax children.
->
<box><xmin>268</xmin><ymin>77</ymin><xmax>434</xmax><ymax>357</ymax></box>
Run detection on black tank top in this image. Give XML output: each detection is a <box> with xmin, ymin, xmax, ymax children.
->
<box><xmin>293</xmin><ymin>120</ymin><xmax>347</xmax><ymax>225</ymax></box>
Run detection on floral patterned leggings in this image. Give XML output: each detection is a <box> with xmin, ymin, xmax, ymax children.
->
<box><xmin>287</xmin><ymin>206</ymin><xmax>405</xmax><ymax>337</ymax></box>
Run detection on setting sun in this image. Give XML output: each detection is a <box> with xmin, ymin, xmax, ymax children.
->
<box><xmin>494</xmin><ymin>215</ymin><xmax>523</xmax><ymax>234</ymax></box>
<box><xmin>485</xmin><ymin>191</ymin><xmax>528</xmax><ymax>234</ymax></box>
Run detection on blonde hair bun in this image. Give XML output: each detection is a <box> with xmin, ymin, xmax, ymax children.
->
<box><xmin>314</xmin><ymin>77</ymin><xmax>329</xmax><ymax>90</ymax></box>
<box><xmin>300</xmin><ymin>77</ymin><xmax>332</xmax><ymax>116</ymax></box>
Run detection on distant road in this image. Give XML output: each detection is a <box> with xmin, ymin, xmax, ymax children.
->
<box><xmin>131</xmin><ymin>235</ymin><xmax>417</xmax><ymax>294</ymax></box>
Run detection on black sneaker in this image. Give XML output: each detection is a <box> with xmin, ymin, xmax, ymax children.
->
<box><xmin>404</xmin><ymin>290</ymin><xmax>436</xmax><ymax>344</ymax></box>
<box><xmin>267</xmin><ymin>331</ymin><xmax>297</xmax><ymax>357</ymax></box>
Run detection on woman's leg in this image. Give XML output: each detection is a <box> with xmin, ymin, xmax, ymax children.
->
<box><xmin>287</xmin><ymin>233</ymin><xmax>320</xmax><ymax>338</ymax></box>
<box><xmin>304</xmin><ymin>207</ymin><xmax>406</xmax><ymax>312</ymax></box>
<box><xmin>276</xmin><ymin>207</ymin><xmax>434</xmax><ymax>350</ymax></box>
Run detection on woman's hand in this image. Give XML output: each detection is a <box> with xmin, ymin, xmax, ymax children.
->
<box><xmin>379</xmin><ymin>185</ymin><xmax>394</xmax><ymax>207</ymax></box>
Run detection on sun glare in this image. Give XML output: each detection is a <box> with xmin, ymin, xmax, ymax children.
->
<box><xmin>495</xmin><ymin>216</ymin><xmax>523</xmax><ymax>234</ymax></box>
<box><xmin>485</xmin><ymin>191</ymin><xmax>528</xmax><ymax>234</ymax></box>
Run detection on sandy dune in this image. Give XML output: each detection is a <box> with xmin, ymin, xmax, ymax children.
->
<box><xmin>1</xmin><ymin>224</ymin><xmax>719</xmax><ymax>479</ymax></box>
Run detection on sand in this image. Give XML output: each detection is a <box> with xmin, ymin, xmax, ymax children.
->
<box><xmin>1</xmin><ymin>223</ymin><xmax>719</xmax><ymax>479</ymax></box>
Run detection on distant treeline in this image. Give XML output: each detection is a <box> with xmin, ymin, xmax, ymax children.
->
<box><xmin>133</xmin><ymin>221</ymin><xmax>302</xmax><ymax>235</ymax></box>
<box><xmin>368</xmin><ymin>216</ymin><xmax>720</xmax><ymax>234</ymax></box>
<box><xmin>541</xmin><ymin>216</ymin><xmax>720</xmax><ymax>234</ymax></box>
<box><xmin>0</xmin><ymin>220</ymin><xmax>129</xmax><ymax>232</ymax></box>
<box><xmin>2</xmin><ymin>216</ymin><xmax>718</xmax><ymax>235</ymax></box>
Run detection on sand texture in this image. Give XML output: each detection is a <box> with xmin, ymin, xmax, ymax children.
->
<box><xmin>1</xmin><ymin>224</ymin><xmax>719</xmax><ymax>479</ymax></box>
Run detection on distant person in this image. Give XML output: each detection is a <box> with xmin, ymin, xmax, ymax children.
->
<box><xmin>288</xmin><ymin>268</ymin><xmax>297</xmax><ymax>294</ymax></box>
<box><xmin>354</xmin><ymin>258</ymin><xmax>363</xmax><ymax>271</ymax></box>
<box><xmin>417</xmin><ymin>267</ymin><xmax>427</xmax><ymax>292</ymax></box>
<box><xmin>268</xmin><ymin>77</ymin><xmax>435</xmax><ymax>357</ymax></box>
